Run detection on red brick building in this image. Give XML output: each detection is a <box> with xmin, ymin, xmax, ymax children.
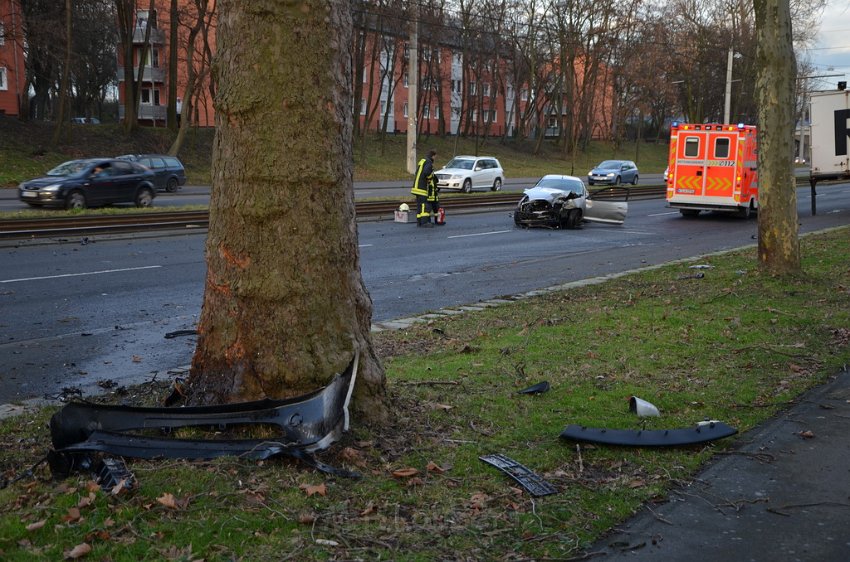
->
<box><xmin>0</xmin><ymin>0</ymin><xmax>26</xmax><ymax>117</ymax></box>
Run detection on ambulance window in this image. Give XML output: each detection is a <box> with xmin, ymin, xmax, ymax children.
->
<box><xmin>715</xmin><ymin>138</ymin><xmax>730</xmax><ymax>158</ymax></box>
<box><xmin>684</xmin><ymin>137</ymin><xmax>699</xmax><ymax>157</ymax></box>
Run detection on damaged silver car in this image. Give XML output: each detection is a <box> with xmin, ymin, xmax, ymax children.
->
<box><xmin>513</xmin><ymin>175</ymin><xmax>628</xmax><ymax>229</ymax></box>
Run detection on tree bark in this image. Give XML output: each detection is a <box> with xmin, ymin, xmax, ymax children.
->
<box><xmin>753</xmin><ymin>0</ymin><xmax>801</xmax><ymax>274</ymax></box>
<box><xmin>187</xmin><ymin>0</ymin><xmax>387</xmax><ymax>422</ymax></box>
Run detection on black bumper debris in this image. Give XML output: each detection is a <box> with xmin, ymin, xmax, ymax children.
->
<box><xmin>48</xmin><ymin>352</ymin><xmax>360</xmax><ymax>478</ymax></box>
<box><xmin>560</xmin><ymin>420</ymin><xmax>737</xmax><ymax>447</ymax></box>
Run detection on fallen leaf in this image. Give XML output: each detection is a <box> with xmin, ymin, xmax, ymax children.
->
<box><xmin>156</xmin><ymin>493</ymin><xmax>178</xmax><ymax>509</ymax></box>
<box><xmin>406</xmin><ymin>477</ymin><xmax>425</xmax><ymax>487</ymax></box>
<box><xmin>799</xmin><ymin>430</ymin><xmax>815</xmax><ymax>439</ymax></box>
<box><xmin>426</xmin><ymin>461</ymin><xmax>446</xmax><ymax>474</ymax></box>
<box><xmin>339</xmin><ymin>447</ymin><xmax>367</xmax><ymax>467</ymax></box>
<box><xmin>131</xmin><ymin>355</ymin><xmax>142</xmax><ymax>363</ymax></box>
<box><xmin>299</xmin><ymin>483</ymin><xmax>327</xmax><ymax>497</ymax></box>
<box><xmin>64</xmin><ymin>542</ymin><xmax>92</xmax><ymax>559</ymax></box>
<box><xmin>85</xmin><ymin>481</ymin><xmax>100</xmax><ymax>493</ymax></box>
<box><xmin>62</xmin><ymin>507</ymin><xmax>81</xmax><ymax>523</ymax></box>
<box><xmin>628</xmin><ymin>478</ymin><xmax>646</xmax><ymax>488</ymax></box>
<box><xmin>391</xmin><ymin>467</ymin><xmax>419</xmax><ymax>478</ymax></box>
<box><xmin>298</xmin><ymin>512</ymin><xmax>316</xmax><ymax>524</ymax></box>
<box><xmin>315</xmin><ymin>538</ymin><xmax>339</xmax><ymax>547</ymax></box>
<box><xmin>26</xmin><ymin>520</ymin><xmax>46</xmax><ymax>531</ymax></box>
<box><xmin>359</xmin><ymin>503</ymin><xmax>377</xmax><ymax>516</ymax></box>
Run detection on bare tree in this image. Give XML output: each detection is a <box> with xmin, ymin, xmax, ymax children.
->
<box><xmin>186</xmin><ymin>0</ymin><xmax>387</xmax><ymax>421</ymax></box>
<box><xmin>753</xmin><ymin>0</ymin><xmax>799</xmax><ymax>273</ymax></box>
<box><xmin>51</xmin><ymin>0</ymin><xmax>72</xmax><ymax>145</ymax></box>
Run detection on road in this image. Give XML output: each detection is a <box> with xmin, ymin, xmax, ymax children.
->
<box><xmin>0</xmin><ymin>183</ymin><xmax>847</xmax><ymax>403</ymax></box>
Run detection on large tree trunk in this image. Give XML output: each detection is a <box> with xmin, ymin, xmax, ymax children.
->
<box><xmin>753</xmin><ymin>0</ymin><xmax>801</xmax><ymax>274</ymax></box>
<box><xmin>187</xmin><ymin>1</ymin><xmax>387</xmax><ymax>422</ymax></box>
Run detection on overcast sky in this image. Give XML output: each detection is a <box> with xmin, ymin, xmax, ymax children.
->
<box><xmin>805</xmin><ymin>1</ymin><xmax>850</xmax><ymax>89</ymax></box>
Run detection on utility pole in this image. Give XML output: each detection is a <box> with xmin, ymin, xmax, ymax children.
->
<box><xmin>724</xmin><ymin>46</ymin><xmax>734</xmax><ymax>124</ymax></box>
<box><xmin>406</xmin><ymin>2</ymin><xmax>418</xmax><ymax>174</ymax></box>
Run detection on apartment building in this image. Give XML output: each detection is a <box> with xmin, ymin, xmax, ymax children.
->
<box><xmin>116</xmin><ymin>0</ymin><xmax>215</xmax><ymax>127</ymax></box>
<box><xmin>0</xmin><ymin>0</ymin><xmax>26</xmax><ymax>117</ymax></box>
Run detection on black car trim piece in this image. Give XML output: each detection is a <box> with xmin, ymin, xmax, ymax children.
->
<box><xmin>559</xmin><ymin>421</ymin><xmax>737</xmax><ymax>447</ymax></box>
<box><xmin>479</xmin><ymin>453</ymin><xmax>558</xmax><ymax>497</ymax></box>
<box><xmin>517</xmin><ymin>381</ymin><xmax>550</xmax><ymax>394</ymax></box>
<box><xmin>48</xmin><ymin>352</ymin><xmax>360</xmax><ymax>478</ymax></box>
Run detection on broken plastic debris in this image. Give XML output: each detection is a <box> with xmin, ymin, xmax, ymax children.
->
<box><xmin>517</xmin><ymin>381</ymin><xmax>550</xmax><ymax>395</ymax></box>
<box><xmin>629</xmin><ymin>396</ymin><xmax>660</xmax><ymax>417</ymax></box>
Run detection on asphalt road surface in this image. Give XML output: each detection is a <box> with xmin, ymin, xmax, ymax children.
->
<box><xmin>0</xmin><ymin>183</ymin><xmax>847</xmax><ymax>403</ymax></box>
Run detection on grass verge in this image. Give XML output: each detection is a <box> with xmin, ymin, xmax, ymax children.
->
<box><xmin>1</xmin><ymin>227</ymin><xmax>848</xmax><ymax>561</ymax></box>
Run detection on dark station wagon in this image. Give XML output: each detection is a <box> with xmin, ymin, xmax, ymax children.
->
<box><xmin>116</xmin><ymin>154</ymin><xmax>187</xmax><ymax>192</ymax></box>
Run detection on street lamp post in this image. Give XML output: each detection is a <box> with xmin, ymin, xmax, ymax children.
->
<box><xmin>723</xmin><ymin>47</ymin><xmax>742</xmax><ymax>124</ymax></box>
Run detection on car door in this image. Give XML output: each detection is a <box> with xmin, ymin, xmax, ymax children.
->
<box><xmin>86</xmin><ymin>163</ymin><xmax>118</xmax><ymax>205</ymax></box>
<box><xmin>109</xmin><ymin>161</ymin><xmax>137</xmax><ymax>203</ymax></box>
<box><xmin>584</xmin><ymin>186</ymin><xmax>628</xmax><ymax>224</ymax></box>
<box><xmin>475</xmin><ymin>159</ymin><xmax>494</xmax><ymax>189</ymax></box>
<box><xmin>140</xmin><ymin>157</ymin><xmax>167</xmax><ymax>190</ymax></box>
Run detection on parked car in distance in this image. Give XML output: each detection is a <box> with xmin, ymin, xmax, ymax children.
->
<box><xmin>116</xmin><ymin>154</ymin><xmax>187</xmax><ymax>192</ymax></box>
<box><xmin>588</xmin><ymin>160</ymin><xmax>639</xmax><ymax>186</ymax></box>
<box><xmin>18</xmin><ymin>158</ymin><xmax>157</xmax><ymax>209</ymax></box>
<box><xmin>71</xmin><ymin>117</ymin><xmax>101</xmax><ymax>124</ymax></box>
<box><xmin>435</xmin><ymin>155</ymin><xmax>504</xmax><ymax>192</ymax></box>
<box><xmin>514</xmin><ymin>174</ymin><xmax>628</xmax><ymax>229</ymax></box>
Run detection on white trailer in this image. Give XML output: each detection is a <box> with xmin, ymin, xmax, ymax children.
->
<box><xmin>808</xmin><ymin>88</ymin><xmax>850</xmax><ymax>214</ymax></box>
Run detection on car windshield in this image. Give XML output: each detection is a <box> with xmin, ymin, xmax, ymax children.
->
<box><xmin>597</xmin><ymin>161</ymin><xmax>622</xmax><ymax>170</ymax></box>
<box><xmin>444</xmin><ymin>158</ymin><xmax>475</xmax><ymax>170</ymax></box>
<box><xmin>535</xmin><ymin>177</ymin><xmax>584</xmax><ymax>194</ymax></box>
<box><xmin>46</xmin><ymin>160</ymin><xmax>92</xmax><ymax>177</ymax></box>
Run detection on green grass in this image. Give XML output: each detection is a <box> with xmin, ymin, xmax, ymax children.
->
<box><xmin>1</xmin><ymin>227</ymin><xmax>848</xmax><ymax>560</ymax></box>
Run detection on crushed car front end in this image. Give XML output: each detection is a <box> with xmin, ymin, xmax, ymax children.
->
<box><xmin>514</xmin><ymin>185</ymin><xmax>582</xmax><ymax>229</ymax></box>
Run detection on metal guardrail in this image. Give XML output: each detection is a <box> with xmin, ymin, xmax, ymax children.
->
<box><xmin>0</xmin><ymin>184</ymin><xmax>664</xmax><ymax>240</ymax></box>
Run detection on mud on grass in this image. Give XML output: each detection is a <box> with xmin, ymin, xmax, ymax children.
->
<box><xmin>1</xmin><ymin>228</ymin><xmax>849</xmax><ymax>560</ymax></box>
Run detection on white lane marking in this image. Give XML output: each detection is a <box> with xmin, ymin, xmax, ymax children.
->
<box><xmin>448</xmin><ymin>230</ymin><xmax>513</xmax><ymax>239</ymax></box>
<box><xmin>1</xmin><ymin>265</ymin><xmax>163</xmax><ymax>284</ymax></box>
<box><xmin>359</xmin><ymin>244</ymin><xmax>373</xmax><ymax>248</ymax></box>
<box><xmin>647</xmin><ymin>211</ymin><xmax>679</xmax><ymax>217</ymax></box>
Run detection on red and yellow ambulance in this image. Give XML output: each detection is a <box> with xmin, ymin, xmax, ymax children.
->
<box><xmin>666</xmin><ymin>122</ymin><xmax>759</xmax><ymax>218</ymax></box>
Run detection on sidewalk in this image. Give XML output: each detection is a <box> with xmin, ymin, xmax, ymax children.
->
<box><xmin>581</xmin><ymin>365</ymin><xmax>850</xmax><ymax>562</ymax></box>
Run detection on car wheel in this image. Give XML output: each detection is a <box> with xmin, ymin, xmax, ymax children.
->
<box><xmin>65</xmin><ymin>191</ymin><xmax>86</xmax><ymax>210</ymax></box>
<box><xmin>615</xmin><ymin>175</ymin><xmax>621</xmax><ymax>186</ymax></box>
<box><xmin>165</xmin><ymin>177</ymin><xmax>178</xmax><ymax>193</ymax></box>
<box><xmin>632</xmin><ymin>175</ymin><xmax>639</xmax><ymax>185</ymax></box>
<box><xmin>738</xmin><ymin>201</ymin><xmax>753</xmax><ymax>219</ymax></box>
<box><xmin>462</xmin><ymin>178</ymin><xmax>472</xmax><ymax>193</ymax></box>
<box><xmin>491</xmin><ymin>178</ymin><xmax>502</xmax><ymax>192</ymax></box>
<box><xmin>135</xmin><ymin>187</ymin><xmax>154</xmax><ymax>208</ymax></box>
<box><xmin>680</xmin><ymin>209</ymin><xmax>700</xmax><ymax>218</ymax></box>
<box><xmin>566</xmin><ymin>209</ymin><xmax>581</xmax><ymax>229</ymax></box>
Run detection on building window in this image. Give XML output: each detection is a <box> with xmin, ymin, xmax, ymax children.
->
<box><xmin>0</xmin><ymin>22</ymin><xmax>5</xmax><ymax>46</ymax></box>
<box><xmin>521</xmin><ymin>88</ymin><xmax>528</xmax><ymax>101</ymax></box>
<box><xmin>454</xmin><ymin>51</ymin><xmax>461</xmax><ymax>64</ymax></box>
<box><xmin>469</xmin><ymin>81</ymin><xmax>476</xmax><ymax>95</ymax></box>
<box><xmin>136</xmin><ymin>9</ymin><xmax>157</xmax><ymax>29</ymax></box>
<box><xmin>403</xmin><ymin>72</ymin><xmax>408</xmax><ymax>88</ymax></box>
<box><xmin>433</xmin><ymin>105</ymin><xmax>439</xmax><ymax>119</ymax></box>
<box><xmin>0</xmin><ymin>67</ymin><xmax>7</xmax><ymax>91</ymax></box>
<box><xmin>154</xmin><ymin>89</ymin><xmax>161</xmax><ymax>105</ymax></box>
<box><xmin>141</xmin><ymin>88</ymin><xmax>151</xmax><ymax>104</ymax></box>
<box><xmin>423</xmin><ymin>105</ymin><xmax>429</xmax><ymax>119</ymax></box>
<box><xmin>403</xmin><ymin>103</ymin><xmax>408</xmax><ymax>118</ymax></box>
<box><xmin>486</xmin><ymin>110</ymin><xmax>497</xmax><ymax>123</ymax></box>
<box><xmin>483</xmin><ymin>83</ymin><xmax>490</xmax><ymax>96</ymax></box>
<box><xmin>360</xmin><ymin>98</ymin><xmax>367</xmax><ymax>115</ymax></box>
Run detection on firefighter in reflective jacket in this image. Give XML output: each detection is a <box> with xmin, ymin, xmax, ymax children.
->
<box><xmin>411</xmin><ymin>149</ymin><xmax>445</xmax><ymax>226</ymax></box>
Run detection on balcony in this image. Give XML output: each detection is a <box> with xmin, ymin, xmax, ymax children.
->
<box><xmin>131</xmin><ymin>27</ymin><xmax>165</xmax><ymax>45</ymax></box>
<box><xmin>118</xmin><ymin>104</ymin><xmax>167</xmax><ymax>123</ymax></box>
<box><xmin>117</xmin><ymin>66</ymin><xmax>166</xmax><ymax>83</ymax></box>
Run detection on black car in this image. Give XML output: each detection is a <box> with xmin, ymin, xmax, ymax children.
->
<box><xmin>18</xmin><ymin>158</ymin><xmax>157</xmax><ymax>209</ymax></box>
<box><xmin>116</xmin><ymin>154</ymin><xmax>187</xmax><ymax>192</ymax></box>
